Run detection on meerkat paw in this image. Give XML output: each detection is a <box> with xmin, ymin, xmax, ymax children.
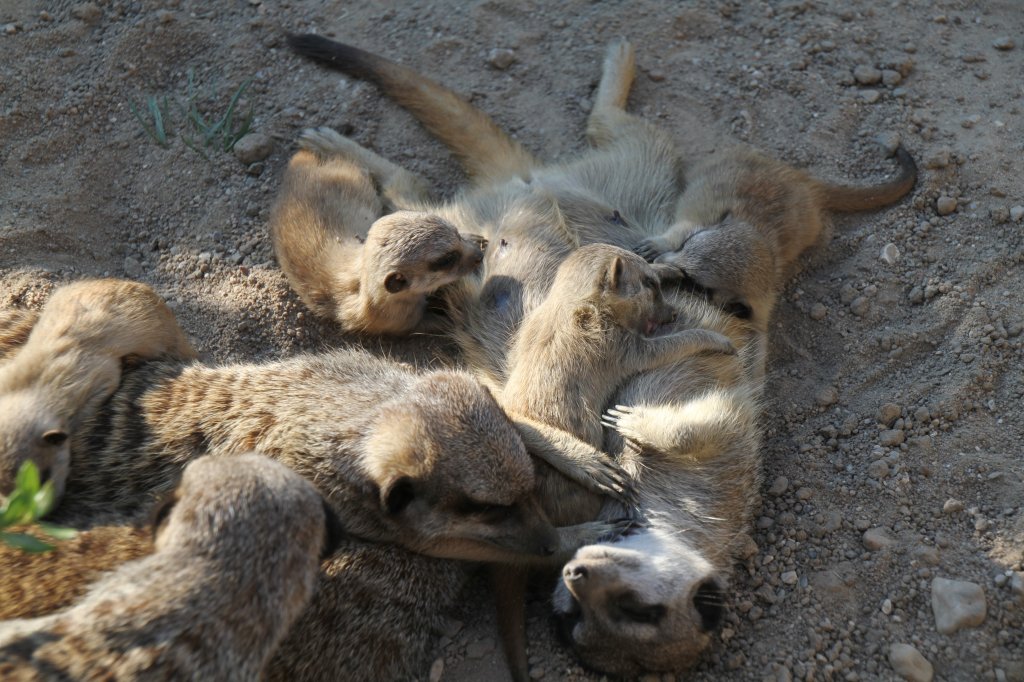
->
<box><xmin>570</xmin><ymin>451</ymin><xmax>637</xmax><ymax>506</ymax></box>
<box><xmin>692</xmin><ymin>329</ymin><xmax>738</xmax><ymax>356</ymax></box>
<box><xmin>573</xmin><ymin>518</ymin><xmax>634</xmax><ymax>546</ymax></box>
<box><xmin>634</xmin><ymin>236</ymin><xmax>672</xmax><ymax>262</ymax></box>
<box><xmin>601</xmin><ymin>405</ymin><xmax>654</xmax><ymax>449</ymax></box>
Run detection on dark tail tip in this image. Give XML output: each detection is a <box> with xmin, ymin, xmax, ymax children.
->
<box><xmin>892</xmin><ymin>145</ymin><xmax>918</xmax><ymax>182</ymax></box>
<box><xmin>285</xmin><ymin>32</ymin><xmax>381</xmax><ymax>82</ymax></box>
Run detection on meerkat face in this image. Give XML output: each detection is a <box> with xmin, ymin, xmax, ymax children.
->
<box><xmin>552</xmin><ymin>528</ymin><xmax>726</xmax><ymax>676</ymax></box>
<box><xmin>362</xmin><ymin>373</ymin><xmax>560</xmax><ymax>562</ymax></box>
<box><xmin>575</xmin><ymin>244</ymin><xmax>677</xmax><ymax>335</ymax></box>
<box><xmin>365</xmin><ymin>211</ymin><xmax>484</xmax><ymax>298</ymax></box>
<box><xmin>655</xmin><ymin>219</ymin><xmax>777</xmax><ymax>323</ymax></box>
<box><xmin>0</xmin><ymin>394</ymin><xmax>70</xmax><ymax>503</ymax></box>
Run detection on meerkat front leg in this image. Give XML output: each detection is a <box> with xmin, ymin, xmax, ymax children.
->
<box><xmin>636</xmin><ymin>328</ymin><xmax>736</xmax><ymax>369</ymax></box>
<box><xmin>634</xmin><ymin>219</ymin><xmax>701</xmax><ymax>262</ymax></box>
<box><xmin>299</xmin><ymin>126</ymin><xmax>432</xmax><ymax>208</ymax></box>
<box><xmin>511</xmin><ymin>416</ymin><xmax>637</xmax><ymax>505</ymax></box>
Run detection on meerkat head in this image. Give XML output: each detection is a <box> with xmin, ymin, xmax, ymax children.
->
<box><xmin>363</xmin><ymin>211</ymin><xmax>484</xmax><ymax>300</ymax></box>
<box><xmin>552</xmin><ymin>526</ymin><xmax>726</xmax><ymax>676</ymax></box>
<box><xmin>557</xmin><ymin>244</ymin><xmax>678</xmax><ymax>336</ymax></box>
<box><xmin>0</xmin><ymin>392</ymin><xmax>70</xmax><ymax>503</ymax></box>
<box><xmin>655</xmin><ymin>218</ymin><xmax>777</xmax><ymax>324</ymax></box>
<box><xmin>360</xmin><ymin>372</ymin><xmax>560</xmax><ymax>562</ymax></box>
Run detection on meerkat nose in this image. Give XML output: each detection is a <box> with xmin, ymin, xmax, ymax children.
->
<box><xmin>563</xmin><ymin>563</ymin><xmax>589</xmax><ymax>582</ymax></box>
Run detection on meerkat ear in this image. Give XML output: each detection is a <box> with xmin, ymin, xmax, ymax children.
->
<box><xmin>573</xmin><ymin>304</ymin><xmax>600</xmax><ymax>330</ymax></box>
<box><xmin>384</xmin><ymin>272</ymin><xmax>409</xmax><ymax>294</ymax></box>
<box><xmin>722</xmin><ymin>300</ymin><xmax>753</xmax><ymax>320</ymax></box>
<box><xmin>148</xmin><ymin>489</ymin><xmax>180</xmax><ymax>541</ymax></box>
<box><xmin>319</xmin><ymin>498</ymin><xmax>347</xmax><ymax>560</ymax></box>
<box><xmin>41</xmin><ymin>429</ymin><xmax>68</xmax><ymax>447</ymax></box>
<box><xmin>380</xmin><ymin>476</ymin><xmax>416</xmax><ymax>515</ymax></box>
<box><xmin>607</xmin><ymin>256</ymin><xmax>624</xmax><ymax>289</ymax></box>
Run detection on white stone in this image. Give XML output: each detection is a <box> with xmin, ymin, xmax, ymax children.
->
<box><xmin>881</xmin><ymin>243</ymin><xmax>900</xmax><ymax>265</ymax></box>
<box><xmin>889</xmin><ymin>643</ymin><xmax>934</xmax><ymax>682</ymax></box>
<box><xmin>931</xmin><ymin>577</ymin><xmax>986</xmax><ymax>634</ymax></box>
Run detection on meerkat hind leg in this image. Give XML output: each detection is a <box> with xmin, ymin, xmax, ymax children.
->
<box><xmin>586</xmin><ymin>40</ymin><xmax>636</xmax><ymax>147</ymax></box>
<box><xmin>299</xmin><ymin>126</ymin><xmax>432</xmax><ymax>207</ymax></box>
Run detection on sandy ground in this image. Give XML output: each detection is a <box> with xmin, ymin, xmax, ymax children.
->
<box><xmin>1</xmin><ymin>1</ymin><xmax>1022</xmax><ymax>680</ymax></box>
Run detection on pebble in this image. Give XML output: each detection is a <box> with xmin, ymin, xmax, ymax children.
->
<box><xmin>795</xmin><ymin>487</ymin><xmax>813</xmax><ymax>501</ymax></box>
<box><xmin>428</xmin><ymin>658</ymin><xmax>444</xmax><ymax>682</ymax></box>
<box><xmin>487</xmin><ymin>48</ymin><xmax>516</xmax><ymax>70</ymax></box>
<box><xmin>931</xmin><ymin>577</ymin><xmax>987</xmax><ymax>634</ymax></box>
<box><xmin>878</xmin><ymin>403</ymin><xmax>902</xmax><ymax>426</ymax></box>
<box><xmin>863</xmin><ymin>527</ymin><xmax>895</xmax><ymax>550</ymax></box>
<box><xmin>876</xmin><ymin>131</ymin><xmax>900</xmax><ymax>155</ymax></box>
<box><xmin>781</xmin><ymin>570</ymin><xmax>798</xmax><ymax>585</ymax></box>
<box><xmin>868</xmin><ymin>459</ymin><xmax>890</xmax><ymax>479</ymax></box>
<box><xmin>233</xmin><ymin>133</ymin><xmax>274</xmax><ymax>164</ymax></box>
<box><xmin>942</xmin><ymin>498</ymin><xmax>964</xmax><ymax>514</ymax></box>
<box><xmin>815</xmin><ymin>386</ymin><xmax>838</xmax><ymax>407</ymax></box>
<box><xmin>465</xmin><ymin>637</ymin><xmax>495</xmax><ymax>659</ymax></box>
<box><xmin>1010</xmin><ymin>205</ymin><xmax>1024</xmax><ymax>222</ymax></box>
<box><xmin>961</xmin><ymin>114</ymin><xmax>981</xmax><ymax>128</ymax></box>
<box><xmin>72</xmin><ymin>2</ymin><xmax>103</xmax><ymax>24</ymax></box>
<box><xmin>908</xmin><ymin>286</ymin><xmax>924</xmax><ymax>304</ymax></box>
<box><xmin>123</xmin><ymin>256</ymin><xmax>143</xmax><ymax>279</ymax></box>
<box><xmin>889</xmin><ymin>643</ymin><xmax>934</xmax><ymax>682</ymax></box>
<box><xmin>768</xmin><ymin>476</ymin><xmax>789</xmax><ymax>496</ymax></box>
<box><xmin>935</xmin><ymin>196</ymin><xmax>957</xmax><ymax>215</ymax></box>
<box><xmin>850</xmin><ymin>296</ymin><xmax>870</xmax><ymax>316</ymax></box>
<box><xmin>647</xmin><ymin>69</ymin><xmax>666</xmax><ymax>82</ymax></box>
<box><xmin>860</xmin><ymin>89</ymin><xmax>881</xmax><ymax>104</ymax></box>
<box><xmin>854</xmin><ymin>65</ymin><xmax>882</xmax><ymax>85</ymax></box>
<box><xmin>925</xmin><ymin>149</ymin><xmax>952</xmax><ymax>169</ymax></box>
<box><xmin>809</xmin><ymin>302</ymin><xmax>828</xmax><ymax>320</ymax></box>
<box><xmin>1010</xmin><ymin>572</ymin><xmax>1024</xmax><ymax>604</ymax></box>
<box><xmin>992</xmin><ymin>36</ymin><xmax>1015</xmax><ymax>51</ymax></box>
<box><xmin>880</xmin><ymin>243</ymin><xmax>900</xmax><ymax>265</ymax></box>
<box><xmin>880</xmin><ymin>429</ymin><xmax>905</xmax><ymax>447</ymax></box>
<box><xmin>882</xmin><ymin>598</ymin><xmax>893</xmax><ymax>615</ymax></box>
<box><xmin>882</xmin><ymin>69</ymin><xmax>903</xmax><ymax>86</ymax></box>
<box><xmin>3</xmin><ymin>23</ymin><xmax>17</xmax><ymax>35</ymax></box>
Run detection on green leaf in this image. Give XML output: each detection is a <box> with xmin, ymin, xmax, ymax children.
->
<box><xmin>0</xmin><ymin>531</ymin><xmax>54</xmax><ymax>553</ymax></box>
<box><xmin>0</xmin><ymin>488</ymin><xmax>33</xmax><ymax>527</ymax></box>
<box><xmin>38</xmin><ymin>522</ymin><xmax>78</xmax><ymax>541</ymax></box>
<box><xmin>14</xmin><ymin>460</ymin><xmax>40</xmax><ymax>496</ymax></box>
<box><xmin>33</xmin><ymin>481</ymin><xmax>56</xmax><ymax>518</ymax></box>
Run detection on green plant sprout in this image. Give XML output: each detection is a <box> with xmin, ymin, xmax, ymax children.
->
<box><xmin>0</xmin><ymin>460</ymin><xmax>78</xmax><ymax>553</ymax></box>
<box><xmin>129</xmin><ymin>70</ymin><xmax>255</xmax><ymax>158</ymax></box>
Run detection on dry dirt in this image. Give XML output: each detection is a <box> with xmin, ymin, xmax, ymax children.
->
<box><xmin>1</xmin><ymin>1</ymin><xmax>1022</xmax><ymax>680</ymax></box>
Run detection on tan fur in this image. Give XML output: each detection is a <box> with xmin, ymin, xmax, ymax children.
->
<box><xmin>0</xmin><ymin>279</ymin><xmax>195</xmax><ymax>503</ymax></box>
<box><xmin>0</xmin><ymin>309</ymin><xmax>40</xmax><ymax>363</ymax></box>
<box><xmin>270</xmin><ymin>127</ymin><xmax>484</xmax><ymax>335</ymax></box>
<box><xmin>634</xmin><ymin>140</ymin><xmax>917</xmax><ymax>329</ymax></box>
<box><xmin>285</xmin><ymin>35</ymin><xmax>775</xmax><ymax>678</ymax></box>
<box><xmin>0</xmin><ymin>453</ymin><xmax>334</xmax><ymax>681</ymax></box>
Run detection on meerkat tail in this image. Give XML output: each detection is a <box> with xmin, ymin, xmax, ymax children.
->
<box><xmin>815</xmin><ymin>146</ymin><xmax>918</xmax><ymax>212</ymax></box>
<box><xmin>491</xmin><ymin>564</ymin><xmax>530</xmax><ymax>682</ymax></box>
<box><xmin>287</xmin><ymin>34</ymin><xmax>538</xmax><ymax>183</ymax></box>
<box><xmin>586</xmin><ymin>40</ymin><xmax>636</xmax><ymax>146</ymax></box>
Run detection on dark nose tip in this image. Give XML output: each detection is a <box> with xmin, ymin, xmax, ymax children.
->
<box><xmin>563</xmin><ymin>563</ymin><xmax>588</xmax><ymax>582</ymax></box>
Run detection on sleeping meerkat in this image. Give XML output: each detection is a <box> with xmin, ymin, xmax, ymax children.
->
<box><xmin>0</xmin><ymin>279</ymin><xmax>195</xmax><ymax>504</ymax></box>
<box><xmin>270</xmin><ymin>127</ymin><xmax>485</xmax><ymax>335</ymax></box>
<box><xmin>632</xmin><ymin>140</ymin><xmax>916</xmax><ymax>329</ymax></box>
<box><xmin>0</xmin><ymin>452</ymin><xmax>343</xmax><ymax>681</ymax></box>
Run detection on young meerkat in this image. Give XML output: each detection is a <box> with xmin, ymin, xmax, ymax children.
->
<box><xmin>270</xmin><ymin>127</ymin><xmax>485</xmax><ymax>335</ymax></box>
<box><xmin>0</xmin><ymin>279</ymin><xmax>195</xmax><ymax>504</ymax></box>
<box><xmin>0</xmin><ymin>452</ymin><xmax>344</xmax><ymax>681</ymax></box>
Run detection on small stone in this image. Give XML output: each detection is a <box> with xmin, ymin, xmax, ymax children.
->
<box><xmin>233</xmin><ymin>133</ymin><xmax>274</xmax><ymax>164</ymax></box>
<box><xmin>942</xmin><ymin>498</ymin><xmax>964</xmax><ymax>514</ymax></box>
<box><xmin>795</xmin><ymin>487</ymin><xmax>814</xmax><ymax>501</ymax></box>
<box><xmin>815</xmin><ymin>386</ymin><xmax>838</xmax><ymax>407</ymax></box>
<box><xmin>1010</xmin><ymin>572</ymin><xmax>1024</xmax><ymax>603</ymax></box>
<box><xmin>123</xmin><ymin>256</ymin><xmax>143</xmax><ymax>279</ymax></box>
<box><xmin>876</xmin><ymin>131</ymin><xmax>901</xmax><ymax>155</ymax></box>
<box><xmin>931</xmin><ymin>577</ymin><xmax>986</xmax><ymax>634</ymax></box>
<box><xmin>429</xmin><ymin>658</ymin><xmax>444</xmax><ymax>682</ymax></box>
<box><xmin>863</xmin><ymin>527</ymin><xmax>895</xmax><ymax>550</ymax></box>
<box><xmin>992</xmin><ymin>37</ymin><xmax>1015</xmax><ymax>51</ymax></box>
<box><xmin>889</xmin><ymin>643</ymin><xmax>934</xmax><ymax>682</ymax></box>
<box><xmin>737</xmin><ymin>533</ymin><xmax>759</xmax><ymax>559</ymax></box>
<box><xmin>529</xmin><ymin>666</ymin><xmax>545</xmax><ymax>680</ymax></box>
<box><xmin>71</xmin><ymin>2</ymin><xmax>102</xmax><ymax>24</ymax></box>
<box><xmin>868</xmin><ymin>459</ymin><xmax>890</xmax><ymax>479</ymax></box>
<box><xmin>809</xmin><ymin>302</ymin><xmax>828</xmax><ymax>320</ymax></box>
<box><xmin>155</xmin><ymin>9</ymin><xmax>175</xmax><ymax>23</ymax></box>
<box><xmin>961</xmin><ymin>114</ymin><xmax>981</xmax><ymax>128</ymax></box>
<box><xmin>465</xmin><ymin>637</ymin><xmax>495</xmax><ymax>659</ymax></box>
<box><xmin>3</xmin><ymin>23</ymin><xmax>17</xmax><ymax>35</ymax></box>
<box><xmin>908</xmin><ymin>286</ymin><xmax>924</xmax><ymax>304</ymax></box>
<box><xmin>860</xmin><ymin>89</ymin><xmax>881</xmax><ymax>104</ymax></box>
<box><xmin>854</xmin><ymin>65</ymin><xmax>882</xmax><ymax>85</ymax></box>
<box><xmin>925</xmin><ymin>149</ymin><xmax>952</xmax><ymax>169</ymax></box>
<box><xmin>991</xmin><ymin>206</ymin><xmax>1010</xmax><ymax>223</ymax></box>
<box><xmin>850</xmin><ymin>296</ymin><xmax>870</xmax><ymax>316</ymax></box>
<box><xmin>881</xmin><ymin>69</ymin><xmax>903</xmax><ymax>86</ymax></box>
<box><xmin>878</xmin><ymin>403</ymin><xmax>902</xmax><ymax>426</ymax></box>
<box><xmin>914</xmin><ymin>406</ymin><xmax>930</xmax><ymax>422</ymax></box>
<box><xmin>768</xmin><ymin>476</ymin><xmax>789</xmax><ymax>497</ymax></box>
<box><xmin>880</xmin><ymin>243</ymin><xmax>900</xmax><ymax>265</ymax></box>
<box><xmin>882</xmin><ymin>598</ymin><xmax>893</xmax><ymax>614</ymax></box>
<box><xmin>880</xmin><ymin>429</ymin><xmax>905</xmax><ymax>447</ymax></box>
<box><xmin>647</xmin><ymin>69</ymin><xmax>666</xmax><ymax>82</ymax></box>
<box><xmin>1010</xmin><ymin>205</ymin><xmax>1024</xmax><ymax>222</ymax></box>
<box><xmin>935</xmin><ymin>196</ymin><xmax>957</xmax><ymax>216</ymax></box>
<box><xmin>487</xmin><ymin>48</ymin><xmax>516</xmax><ymax>70</ymax></box>
<box><xmin>781</xmin><ymin>570</ymin><xmax>798</xmax><ymax>585</ymax></box>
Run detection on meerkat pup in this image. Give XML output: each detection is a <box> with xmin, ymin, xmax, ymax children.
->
<box><xmin>0</xmin><ymin>452</ymin><xmax>343</xmax><ymax>681</ymax></box>
<box><xmin>631</xmin><ymin>140</ymin><xmax>916</xmax><ymax>328</ymax></box>
<box><xmin>270</xmin><ymin>127</ymin><xmax>485</xmax><ymax>335</ymax></box>
<box><xmin>0</xmin><ymin>279</ymin><xmax>195</xmax><ymax>503</ymax></box>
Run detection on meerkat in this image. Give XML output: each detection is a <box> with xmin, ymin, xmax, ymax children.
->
<box><xmin>270</xmin><ymin>127</ymin><xmax>485</xmax><ymax>335</ymax></box>
<box><xmin>630</xmin><ymin>146</ymin><xmax>917</xmax><ymax>327</ymax></box>
<box><xmin>0</xmin><ymin>452</ymin><xmax>343</xmax><ymax>681</ymax></box>
<box><xmin>0</xmin><ymin>279</ymin><xmax>195</xmax><ymax>504</ymax></box>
